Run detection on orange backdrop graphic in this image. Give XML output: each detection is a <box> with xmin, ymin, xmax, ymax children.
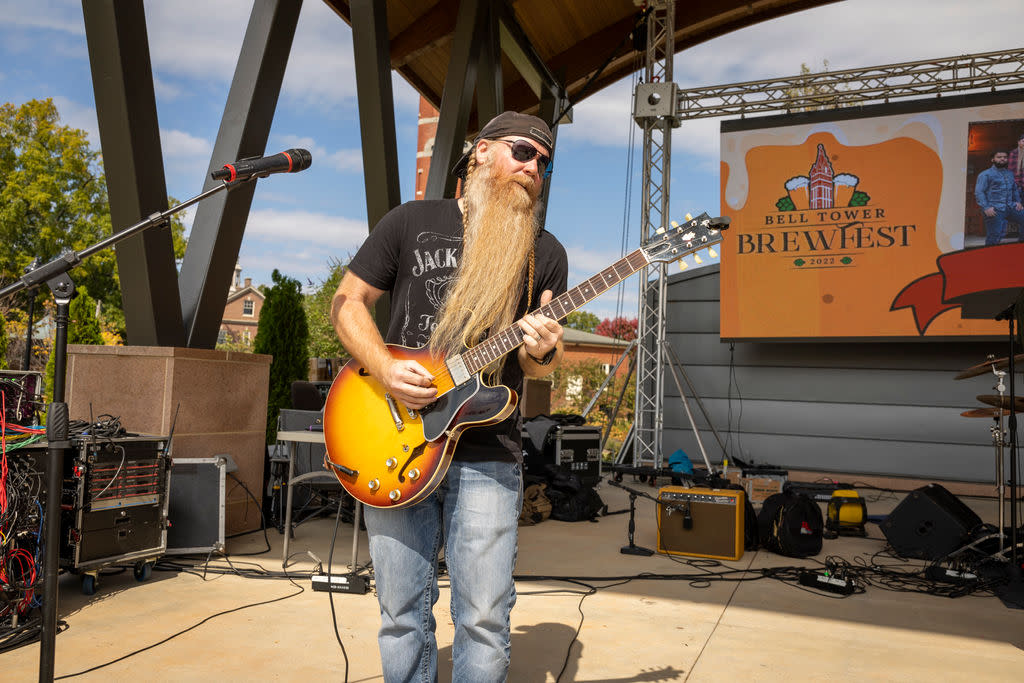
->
<box><xmin>720</xmin><ymin>132</ymin><xmax>1006</xmax><ymax>339</ymax></box>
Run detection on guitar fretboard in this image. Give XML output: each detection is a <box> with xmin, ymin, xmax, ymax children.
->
<box><xmin>459</xmin><ymin>249</ymin><xmax>649</xmax><ymax>374</ymax></box>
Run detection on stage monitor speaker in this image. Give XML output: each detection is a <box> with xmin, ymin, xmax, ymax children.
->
<box><xmin>656</xmin><ymin>486</ymin><xmax>745</xmax><ymax>561</ymax></box>
<box><xmin>880</xmin><ymin>484</ymin><xmax>982</xmax><ymax>560</ymax></box>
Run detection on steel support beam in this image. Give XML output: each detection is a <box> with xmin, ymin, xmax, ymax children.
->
<box><xmin>178</xmin><ymin>0</ymin><xmax>301</xmax><ymax>349</ymax></box>
<box><xmin>424</xmin><ymin>0</ymin><xmax>487</xmax><ymax>199</ymax></box>
<box><xmin>350</xmin><ymin>0</ymin><xmax>402</xmax><ymax>333</ymax></box>
<box><xmin>476</xmin><ymin>0</ymin><xmax>503</xmax><ymax>125</ymax></box>
<box><xmin>82</xmin><ymin>0</ymin><xmax>184</xmax><ymax>346</ymax></box>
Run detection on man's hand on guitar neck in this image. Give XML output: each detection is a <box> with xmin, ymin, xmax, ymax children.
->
<box><xmin>517</xmin><ymin>289</ymin><xmax>564</xmax><ymax>377</ymax></box>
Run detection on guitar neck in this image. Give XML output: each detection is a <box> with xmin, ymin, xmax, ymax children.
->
<box><xmin>458</xmin><ymin>248</ymin><xmax>650</xmax><ymax>375</ymax></box>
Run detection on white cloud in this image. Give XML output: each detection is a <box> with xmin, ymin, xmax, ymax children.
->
<box><xmin>243</xmin><ymin>208</ymin><xmax>369</xmax><ymax>250</ymax></box>
<box><xmin>0</xmin><ymin>0</ymin><xmax>84</xmax><ymax>35</ymax></box>
<box><xmin>161</xmin><ymin>129</ymin><xmax>213</xmax><ymax>159</ymax></box>
<box><xmin>274</xmin><ymin>133</ymin><xmax>363</xmax><ymax>173</ymax></box>
<box><xmin>50</xmin><ymin>95</ymin><xmax>100</xmax><ymax>147</ymax></box>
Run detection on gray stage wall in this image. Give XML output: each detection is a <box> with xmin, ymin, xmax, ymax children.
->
<box><xmin>660</xmin><ymin>264</ymin><xmax>1009</xmax><ymax>483</ymax></box>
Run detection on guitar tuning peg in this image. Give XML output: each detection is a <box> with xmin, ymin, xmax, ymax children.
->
<box><xmin>694</xmin><ymin>253</ymin><xmax>703</xmax><ymax>265</ymax></box>
<box><xmin>670</xmin><ymin>220</ymin><xmax>679</xmax><ymax>228</ymax></box>
<box><xmin>708</xmin><ymin>247</ymin><xmax>718</xmax><ymax>259</ymax></box>
<box><xmin>677</xmin><ymin>259</ymin><xmax>688</xmax><ymax>271</ymax></box>
<box><xmin>655</xmin><ymin>226</ymin><xmax>666</xmax><ymax>235</ymax></box>
<box><xmin>684</xmin><ymin>213</ymin><xmax>693</xmax><ymax>221</ymax></box>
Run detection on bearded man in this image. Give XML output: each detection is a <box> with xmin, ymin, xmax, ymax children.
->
<box><xmin>976</xmin><ymin>149</ymin><xmax>1024</xmax><ymax>246</ymax></box>
<box><xmin>331</xmin><ymin>111</ymin><xmax>567</xmax><ymax>682</ymax></box>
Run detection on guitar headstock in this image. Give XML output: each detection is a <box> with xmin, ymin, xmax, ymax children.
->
<box><xmin>642</xmin><ymin>212</ymin><xmax>729</xmax><ymax>269</ymax></box>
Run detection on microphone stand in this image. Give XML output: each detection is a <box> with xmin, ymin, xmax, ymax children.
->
<box><xmin>993</xmin><ymin>300</ymin><xmax>1023</xmax><ymax>609</ymax></box>
<box><xmin>608</xmin><ymin>479</ymin><xmax>658</xmax><ymax>556</ymax></box>
<box><xmin>0</xmin><ymin>176</ymin><xmax>255</xmax><ymax>682</ymax></box>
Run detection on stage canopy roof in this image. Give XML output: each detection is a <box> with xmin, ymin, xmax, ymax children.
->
<box><xmin>324</xmin><ymin>0</ymin><xmax>840</xmax><ymax>127</ymax></box>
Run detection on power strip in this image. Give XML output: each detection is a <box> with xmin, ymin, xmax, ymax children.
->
<box><xmin>798</xmin><ymin>570</ymin><xmax>856</xmax><ymax>595</ymax></box>
<box><xmin>311</xmin><ymin>573</ymin><xmax>368</xmax><ymax>594</ymax></box>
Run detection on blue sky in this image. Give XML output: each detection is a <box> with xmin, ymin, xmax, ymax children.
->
<box><xmin>1</xmin><ymin>0</ymin><xmax>1022</xmax><ymax>321</ymax></box>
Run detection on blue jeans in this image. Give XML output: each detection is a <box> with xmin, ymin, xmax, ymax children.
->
<box><xmin>363</xmin><ymin>459</ymin><xmax>523</xmax><ymax>683</ymax></box>
<box><xmin>983</xmin><ymin>205</ymin><xmax>1024</xmax><ymax>246</ymax></box>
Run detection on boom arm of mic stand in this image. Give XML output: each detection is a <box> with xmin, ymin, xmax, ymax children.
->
<box><xmin>0</xmin><ymin>178</ymin><xmax>246</xmax><ymax>303</ymax></box>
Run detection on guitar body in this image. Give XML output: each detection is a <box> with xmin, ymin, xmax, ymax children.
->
<box><xmin>323</xmin><ymin>344</ymin><xmax>518</xmax><ymax>508</ymax></box>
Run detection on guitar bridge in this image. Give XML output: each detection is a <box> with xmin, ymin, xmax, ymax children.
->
<box><xmin>384</xmin><ymin>393</ymin><xmax>404</xmax><ymax>432</ymax></box>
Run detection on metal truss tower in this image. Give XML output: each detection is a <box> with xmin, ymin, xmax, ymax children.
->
<box><xmin>626</xmin><ymin>1</ymin><xmax>678</xmax><ymax>469</ymax></box>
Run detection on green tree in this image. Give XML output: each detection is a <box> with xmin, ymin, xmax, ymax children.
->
<box><xmin>304</xmin><ymin>257</ymin><xmax>348</xmax><ymax>361</ymax></box>
<box><xmin>0</xmin><ymin>98</ymin><xmax>186</xmax><ymax>344</ymax></box>
<box><xmin>254</xmin><ymin>270</ymin><xmax>309</xmax><ymax>444</ymax></box>
<box><xmin>565</xmin><ymin>310</ymin><xmax>600</xmax><ymax>334</ymax></box>
<box><xmin>1</xmin><ymin>99</ymin><xmax>114</xmax><ymax>323</ymax></box>
<box><xmin>0</xmin><ymin>314</ymin><xmax>7</xmax><ymax>370</ymax></box>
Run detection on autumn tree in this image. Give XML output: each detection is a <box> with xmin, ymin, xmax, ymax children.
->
<box><xmin>595</xmin><ymin>316</ymin><xmax>638</xmax><ymax>341</ymax></box>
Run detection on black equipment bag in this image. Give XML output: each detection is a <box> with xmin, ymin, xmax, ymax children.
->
<box><xmin>543</xmin><ymin>467</ymin><xmax>604</xmax><ymax>522</ymax></box>
<box><xmin>757</xmin><ymin>490</ymin><xmax>823</xmax><ymax>558</ymax></box>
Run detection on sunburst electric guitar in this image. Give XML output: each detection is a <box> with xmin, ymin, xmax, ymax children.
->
<box><xmin>323</xmin><ymin>213</ymin><xmax>729</xmax><ymax>508</ymax></box>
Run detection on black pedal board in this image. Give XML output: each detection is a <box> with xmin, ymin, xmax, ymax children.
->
<box><xmin>311</xmin><ymin>573</ymin><xmax>368</xmax><ymax>594</ymax></box>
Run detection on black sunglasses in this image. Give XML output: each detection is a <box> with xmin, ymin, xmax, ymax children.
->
<box><xmin>492</xmin><ymin>139</ymin><xmax>551</xmax><ymax>176</ymax></box>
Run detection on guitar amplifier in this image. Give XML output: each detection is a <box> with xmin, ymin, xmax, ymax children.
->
<box><xmin>656</xmin><ymin>486</ymin><xmax>745</xmax><ymax>561</ymax></box>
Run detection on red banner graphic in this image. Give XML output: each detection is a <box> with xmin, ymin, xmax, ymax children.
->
<box><xmin>891</xmin><ymin>243</ymin><xmax>1024</xmax><ymax>334</ymax></box>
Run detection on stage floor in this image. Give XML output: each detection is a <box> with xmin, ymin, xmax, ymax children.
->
<box><xmin>4</xmin><ymin>480</ymin><xmax>1023</xmax><ymax>681</ymax></box>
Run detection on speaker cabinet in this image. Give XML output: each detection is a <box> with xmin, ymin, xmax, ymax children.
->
<box><xmin>881</xmin><ymin>484</ymin><xmax>982</xmax><ymax>560</ymax></box>
<box><xmin>657</xmin><ymin>487</ymin><xmax>745</xmax><ymax>561</ymax></box>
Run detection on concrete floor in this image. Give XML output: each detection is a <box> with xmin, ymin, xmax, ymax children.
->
<box><xmin>4</xmin><ymin>481</ymin><xmax>1024</xmax><ymax>682</ymax></box>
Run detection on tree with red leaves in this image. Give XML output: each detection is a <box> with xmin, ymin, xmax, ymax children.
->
<box><xmin>595</xmin><ymin>316</ymin><xmax>638</xmax><ymax>341</ymax></box>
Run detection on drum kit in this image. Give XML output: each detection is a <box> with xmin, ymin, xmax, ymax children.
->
<box><xmin>956</xmin><ymin>352</ymin><xmax>1023</xmax><ymax>557</ymax></box>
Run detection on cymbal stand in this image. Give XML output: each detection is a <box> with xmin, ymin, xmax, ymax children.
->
<box><xmin>992</xmin><ymin>365</ymin><xmax>1008</xmax><ymax>555</ymax></box>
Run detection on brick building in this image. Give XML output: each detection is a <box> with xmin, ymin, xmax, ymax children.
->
<box><xmin>219</xmin><ymin>265</ymin><xmax>263</xmax><ymax>347</ymax></box>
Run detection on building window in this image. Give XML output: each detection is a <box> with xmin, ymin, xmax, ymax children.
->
<box><xmin>242</xmin><ymin>330</ymin><xmax>251</xmax><ymax>345</ymax></box>
<box><xmin>242</xmin><ymin>299</ymin><xmax>254</xmax><ymax>316</ymax></box>
<box><xmin>217</xmin><ymin>329</ymin><xmax>228</xmax><ymax>345</ymax></box>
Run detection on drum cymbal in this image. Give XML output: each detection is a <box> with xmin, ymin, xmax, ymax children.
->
<box><xmin>955</xmin><ymin>353</ymin><xmax>1024</xmax><ymax>380</ymax></box>
<box><xmin>976</xmin><ymin>394</ymin><xmax>1024</xmax><ymax>412</ymax></box>
<box><xmin>961</xmin><ymin>407</ymin><xmax>1016</xmax><ymax>418</ymax></box>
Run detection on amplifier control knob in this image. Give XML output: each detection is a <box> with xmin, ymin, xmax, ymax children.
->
<box><xmin>388</xmin><ymin>489</ymin><xmax>402</xmax><ymax>502</ymax></box>
<box><xmin>368</xmin><ymin>479</ymin><xmax>380</xmax><ymax>491</ymax></box>
<box><xmin>385</xmin><ymin>457</ymin><xmax>398</xmax><ymax>469</ymax></box>
<box><xmin>408</xmin><ymin>468</ymin><xmax>420</xmax><ymax>481</ymax></box>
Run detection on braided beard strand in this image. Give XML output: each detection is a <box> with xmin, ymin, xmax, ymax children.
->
<box><xmin>430</xmin><ymin>156</ymin><xmax>540</xmax><ymax>377</ymax></box>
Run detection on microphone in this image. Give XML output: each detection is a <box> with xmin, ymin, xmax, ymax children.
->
<box><xmin>211</xmin><ymin>148</ymin><xmax>312</xmax><ymax>182</ymax></box>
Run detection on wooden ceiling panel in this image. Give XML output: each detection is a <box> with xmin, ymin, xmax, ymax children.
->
<box><xmin>324</xmin><ymin>0</ymin><xmax>840</xmax><ymax>129</ymax></box>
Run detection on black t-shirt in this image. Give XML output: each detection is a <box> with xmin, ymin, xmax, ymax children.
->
<box><xmin>347</xmin><ymin>198</ymin><xmax>568</xmax><ymax>461</ymax></box>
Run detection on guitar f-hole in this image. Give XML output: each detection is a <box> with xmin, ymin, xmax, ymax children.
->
<box><xmin>397</xmin><ymin>442</ymin><xmax>427</xmax><ymax>483</ymax></box>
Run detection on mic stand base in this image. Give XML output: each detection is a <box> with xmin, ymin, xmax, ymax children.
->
<box><xmin>620</xmin><ymin>544</ymin><xmax>654</xmax><ymax>556</ymax></box>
